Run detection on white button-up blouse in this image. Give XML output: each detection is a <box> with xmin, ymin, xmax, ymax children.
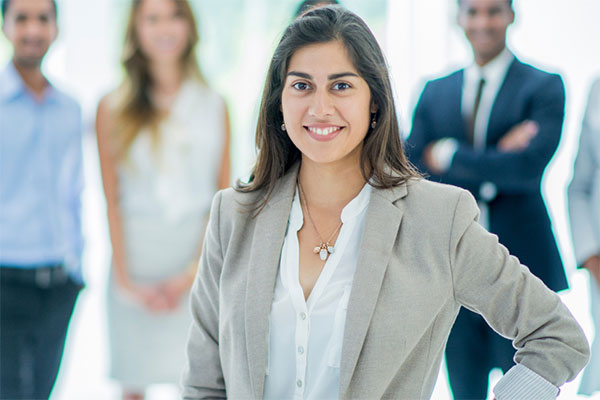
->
<box><xmin>263</xmin><ymin>183</ymin><xmax>372</xmax><ymax>400</ymax></box>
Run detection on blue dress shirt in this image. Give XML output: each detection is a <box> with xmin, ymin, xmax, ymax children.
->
<box><xmin>0</xmin><ymin>62</ymin><xmax>84</xmax><ymax>282</ymax></box>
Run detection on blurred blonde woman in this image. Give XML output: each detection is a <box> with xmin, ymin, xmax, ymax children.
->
<box><xmin>96</xmin><ymin>0</ymin><xmax>230</xmax><ymax>398</ymax></box>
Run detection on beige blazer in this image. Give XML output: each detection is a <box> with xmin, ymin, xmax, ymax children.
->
<box><xmin>181</xmin><ymin>165</ymin><xmax>589</xmax><ymax>399</ymax></box>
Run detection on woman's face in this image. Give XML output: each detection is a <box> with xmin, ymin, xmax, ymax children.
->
<box><xmin>281</xmin><ymin>40</ymin><xmax>374</xmax><ymax>169</ymax></box>
<box><xmin>135</xmin><ymin>0</ymin><xmax>190</xmax><ymax>64</ymax></box>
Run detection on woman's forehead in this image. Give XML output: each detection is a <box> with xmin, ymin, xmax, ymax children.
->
<box><xmin>286</xmin><ymin>41</ymin><xmax>358</xmax><ymax>77</ymax></box>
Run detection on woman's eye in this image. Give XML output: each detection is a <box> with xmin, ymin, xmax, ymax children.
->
<box><xmin>292</xmin><ymin>82</ymin><xmax>310</xmax><ymax>91</ymax></box>
<box><xmin>332</xmin><ymin>82</ymin><xmax>351</xmax><ymax>91</ymax></box>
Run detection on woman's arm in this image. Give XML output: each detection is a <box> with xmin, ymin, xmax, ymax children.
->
<box><xmin>449</xmin><ymin>190</ymin><xmax>590</xmax><ymax>399</ymax></box>
<box><xmin>217</xmin><ymin>102</ymin><xmax>231</xmax><ymax>190</ymax></box>
<box><xmin>96</xmin><ymin>98</ymin><xmax>129</xmax><ymax>288</ymax></box>
<box><xmin>96</xmin><ymin>98</ymin><xmax>163</xmax><ymax>309</ymax></box>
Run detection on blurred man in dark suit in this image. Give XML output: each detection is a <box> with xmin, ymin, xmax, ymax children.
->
<box><xmin>407</xmin><ymin>0</ymin><xmax>568</xmax><ymax>398</ymax></box>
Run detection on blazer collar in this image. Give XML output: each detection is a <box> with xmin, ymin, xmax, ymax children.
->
<box><xmin>338</xmin><ymin>180</ymin><xmax>408</xmax><ymax>396</ymax></box>
<box><xmin>245</xmin><ymin>164</ymin><xmax>298</xmax><ymax>399</ymax></box>
<box><xmin>487</xmin><ymin>57</ymin><xmax>522</xmax><ymax>140</ymax></box>
<box><xmin>244</xmin><ymin>163</ymin><xmax>410</xmax><ymax>398</ymax></box>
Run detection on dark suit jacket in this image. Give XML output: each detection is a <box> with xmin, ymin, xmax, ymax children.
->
<box><xmin>407</xmin><ymin>57</ymin><xmax>568</xmax><ymax>292</ymax></box>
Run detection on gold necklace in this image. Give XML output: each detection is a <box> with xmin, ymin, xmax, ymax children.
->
<box><xmin>298</xmin><ymin>182</ymin><xmax>343</xmax><ymax>261</ymax></box>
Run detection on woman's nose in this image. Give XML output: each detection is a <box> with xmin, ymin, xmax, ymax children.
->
<box><xmin>308</xmin><ymin>89</ymin><xmax>334</xmax><ymax>117</ymax></box>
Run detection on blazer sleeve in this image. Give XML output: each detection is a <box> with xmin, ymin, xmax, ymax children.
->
<box><xmin>568</xmin><ymin>79</ymin><xmax>600</xmax><ymax>267</ymax></box>
<box><xmin>443</xmin><ymin>74</ymin><xmax>565</xmax><ymax>195</ymax></box>
<box><xmin>181</xmin><ymin>191</ymin><xmax>227</xmax><ymax>399</ymax></box>
<box><xmin>449</xmin><ymin>190</ymin><xmax>589</xmax><ymax>387</ymax></box>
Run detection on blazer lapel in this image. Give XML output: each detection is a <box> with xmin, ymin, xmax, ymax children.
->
<box><xmin>448</xmin><ymin>70</ymin><xmax>468</xmax><ymax>141</ymax></box>
<box><xmin>338</xmin><ymin>183</ymin><xmax>407</xmax><ymax>396</ymax></box>
<box><xmin>245</xmin><ymin>166</ymin><xmax>297</xmax><ymax>399</ymax></box>
<box><xmin>486</xmin><ymin>58</ymin><xmax>521</xmax><ymax>143</ymax></box>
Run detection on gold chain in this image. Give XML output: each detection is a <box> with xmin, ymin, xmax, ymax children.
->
<box><xmin>298</xmin><ymin>182</ymin><xmax>343</xmax><ymax>260</ymax></box>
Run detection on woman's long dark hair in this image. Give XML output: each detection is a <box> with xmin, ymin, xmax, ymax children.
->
<box><xmin>236</xmin><ymin>6</ymin><xmax>419</xmax><ymax>213</ymax></box>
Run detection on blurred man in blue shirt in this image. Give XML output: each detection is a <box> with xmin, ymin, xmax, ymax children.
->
<box><xmin>0</xmin><ymin>0</ymin><xmax>83</xmax><ymax>398</ymax></box>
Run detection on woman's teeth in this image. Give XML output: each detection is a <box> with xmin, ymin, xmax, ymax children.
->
<box><xmin>307</xmin><ymin>126</ymin><xmax>341</xmax><ymax>136</ymax></box>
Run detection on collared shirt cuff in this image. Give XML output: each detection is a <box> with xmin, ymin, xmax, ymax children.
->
<box><xmin>493</xmin><ymin>364</ymin><xmax>559</xmax><ymax>400</ymax></box>
<box><xmin>431</xmin><ymin>138</ymin><xmax>459</xmax><ymax>172</ymax></box>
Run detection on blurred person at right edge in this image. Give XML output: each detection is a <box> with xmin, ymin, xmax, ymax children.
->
<box><xmin>568</xmin><ymin>78</ymin><xmax>600</xmax><ymax>397</ymax></box>
<box><xmin>95</xmin><ymin>0</ymin><xmax>230</xmax><ymax>399</ymax></box>
<box><xmin>406</xmin><ymin>0</ymin><xmax>570</xmax><ymax>398</ymax></box>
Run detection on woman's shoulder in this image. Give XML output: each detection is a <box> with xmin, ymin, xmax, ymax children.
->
<box><xmin>212</xmin><ymin>186</ymin><xmax>267</xmax><ymax>220</ymax></box>
<box><xmin>401</xmin><ymin>178</ymin><xmax>478</xmax><ymax>221</ymax></box>
<box><xmin>405</xmin><ymin>178</ymin><xmax>470</xmax><ymax>204</ymax></box>
<box><xmin>97</xmin><ymin>85</ymin><xmax>126</xmax><ymax>116</ymax></box>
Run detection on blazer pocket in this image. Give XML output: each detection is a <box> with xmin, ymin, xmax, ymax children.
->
<box><xmin>327</xmin><ymin>285</ymin><xmax>352</xmax><ymax>368</ymax></box>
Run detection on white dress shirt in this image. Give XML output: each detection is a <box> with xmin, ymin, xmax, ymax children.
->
<box><xmin>263</xmin><ymin>183</ymin><xmax>372</xmax><ymax>400</ymax></box>
<box><xmin>462</xmin><ymin>47</ymin><xmax>514</xmax><ymax>151</ymax></box>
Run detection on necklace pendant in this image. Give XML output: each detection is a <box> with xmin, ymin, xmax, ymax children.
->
<box><xmin>317</xmin><ymin>243</ymin><xmax>329</xmax><ymax>261</ymax></box>
<box><xmin>327</xmin><ymin>244</ymin><xmax>334</xmax><ymax>254</ymax></box>
<box><xmin>319</xmin><ymin>247</ymin><xmax>329</xmax><ymax>261</ymax></box>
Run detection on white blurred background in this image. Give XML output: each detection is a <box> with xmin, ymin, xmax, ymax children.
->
<box><xmin>0</xmin><ymin>0</ymin><xmax>599</xmax><ymax>398</ymax></box>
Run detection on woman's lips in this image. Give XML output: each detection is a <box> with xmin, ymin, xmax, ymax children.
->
<box><xmin>304</xmin><ymin>125</ymin><xmax>344</xmax><ymax>142</ymax></box>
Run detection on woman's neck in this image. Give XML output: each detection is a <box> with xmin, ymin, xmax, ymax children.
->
<box><xmin>297</xmin><ymin>159</ymin><xmax>367</xmax><ymax>210</ymax></box>
<box><xmin>149</xmin><ymin>61</ymin><xmax>183</xmax><ymax>94</ymax></box>
<box><xmin>148</xmin><ymin>61</ymin><xmax>184</xmax><ymax>110</ymax></box>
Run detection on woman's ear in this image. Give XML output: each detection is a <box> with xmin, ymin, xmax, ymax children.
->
<box><xmin>370</xmin><ymin>101</ymin><xmax>379</xmax><ymax>114</ymax></box>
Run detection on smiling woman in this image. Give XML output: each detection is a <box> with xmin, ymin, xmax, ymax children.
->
<box><xmin>281</xmin><ymin>41</ymin><xmax>375</xmax><ymax>168</ymax></box>
<box><xmin>181</xmin><ymin>5</ymin><xmax>589</xmax><ymax>400</ymax></box>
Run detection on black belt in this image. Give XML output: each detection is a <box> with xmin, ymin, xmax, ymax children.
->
<box><xmin>0</xmin><ymin>264</ymin><xmax>69</xmax><ymax>288</ymax></box>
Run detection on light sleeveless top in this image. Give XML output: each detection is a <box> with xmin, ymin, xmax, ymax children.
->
<box><xmin>106</xmin><ymin>79</ymin><xmax>225</xmax><ymax>387</ymax></box>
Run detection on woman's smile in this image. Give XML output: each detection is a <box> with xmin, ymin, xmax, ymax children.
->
<box><xmin>304</xmin><ymin>124</ymin><xmax>344</xmax><ymax>141</ymax></box>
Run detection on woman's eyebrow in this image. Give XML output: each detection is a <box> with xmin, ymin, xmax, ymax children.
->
<box><xmin>328</xmin><ymin>72</ymin><xmax>359</xmax><ymax>80</ymax></box>
<box><xmin>287</xmin><ymin>71</ymin><xmax>312</xmax><ymax>79</ymax></box>
<box><xmin>286</xmin><ymin>71</ymin><xmax>359</xmax><ymax>80</ymax></box>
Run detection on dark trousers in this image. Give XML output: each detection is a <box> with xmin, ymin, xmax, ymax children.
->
<box><xmin>445</xmin><ymin>308</ymin><xmax>514</xmax><ymax>400</ymax></box>
<box><xmin>0</xmin><ymin>267</ymin><xmax>81</xmax><ymax>400</ymax></box>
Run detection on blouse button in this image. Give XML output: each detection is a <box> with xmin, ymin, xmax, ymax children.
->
<box><xmin>297</xmin><ymin>379</ymin><xmax>303</xmax><ymax>388</ymax></box>
<box><xmin>298</xmin><ymin>345</ymin><xmax>304</xmax><ymax>354</ymax></box>
<box><xmin>299</xmin><ymin>312</ymin><xmax>307</xmax><ymax>320</ymax></box>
